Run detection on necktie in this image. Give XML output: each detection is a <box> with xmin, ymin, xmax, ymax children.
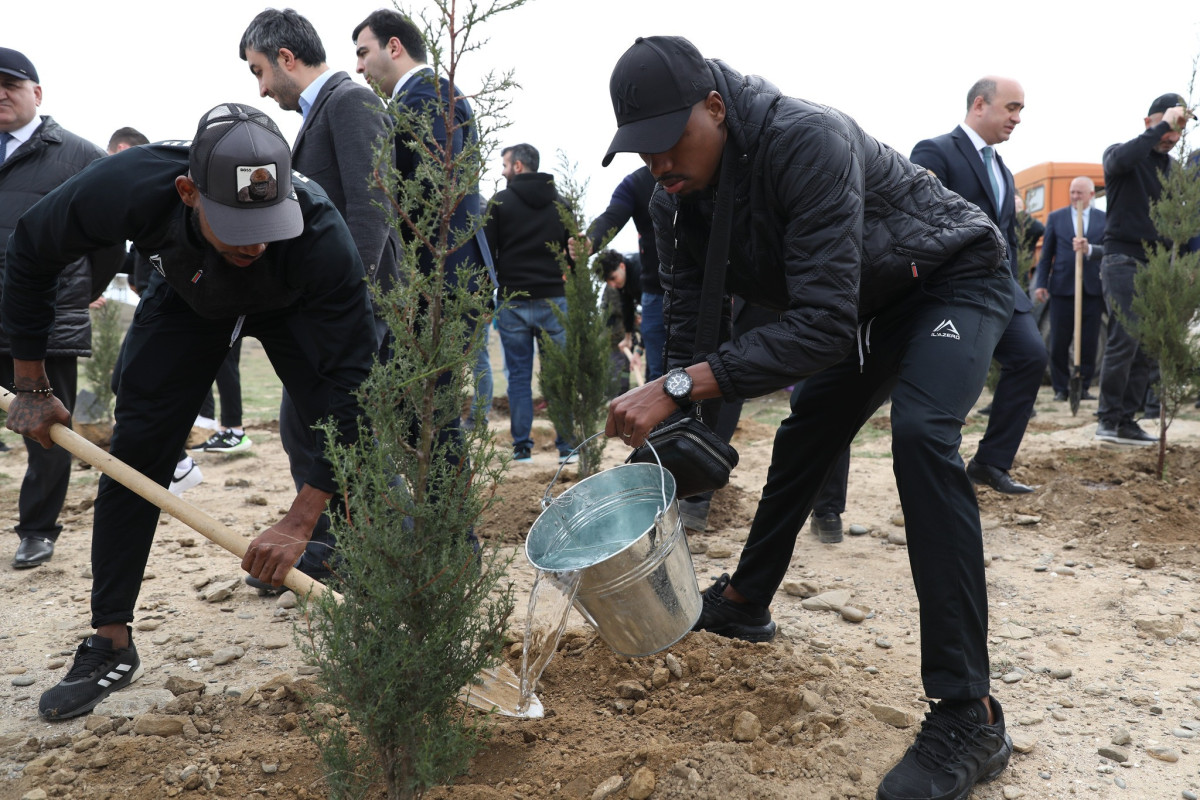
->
<box><xmin>0</xmin><ymin>131</ymin><xmax>13</xmax><ymax>163</ymax></box>
<box><xmin>981</xmin><ymin>146</ymin><xmax>1001</xmax><ymax>210</ymax></box>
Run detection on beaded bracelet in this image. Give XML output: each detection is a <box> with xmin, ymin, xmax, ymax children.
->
<box><xmin>11</xmin><ymin>386</ymin><xmax>55</xmax><ymax>395</ymax></box>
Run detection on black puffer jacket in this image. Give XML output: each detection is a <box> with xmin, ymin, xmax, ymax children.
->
<box><xmin>0</xmin><ymin>116</ymin><xmax>123</xmax><ymax>356</ymax></box>
<box><xmin>653</xmin><ymin>62</ymin><xmax>1008</xmax><ymax>400</ymax></box>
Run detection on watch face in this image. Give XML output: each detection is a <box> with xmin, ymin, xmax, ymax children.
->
<box><xmin>665</xmin><ymin>370</ymin><xmax>691</xmax><ymax>398</ymax></box>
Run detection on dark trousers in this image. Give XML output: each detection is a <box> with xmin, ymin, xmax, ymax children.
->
<box><xmin>1046</xmin><ymin>293</ymin><xmax>1103</xmax><ymax>395</ymax></box>
<box><xmin>813</xmin><ymin>445</ymin><xmax>850</xmax><ymax>515</ymax></box>
<box><xmin>279</xmin><ymin>329</ymin><xmax>475</xmax><ymax>575</ymax></box>
<box><xmin>1</xmin><ymin>356</ymin><xmax>78</xmax><ymax>542</ymax></box>
<box><xmin>90</xmin><ymin>286</ymin><xmax>347</xmax><ymax>628</ymax></box>
<box><xmin>1098</xmin><ymin>254</ymin><xmax>1152</xmax><ymax>425</ymax></box>
<box><xmin>199</xmin><ymin>341</ymin><xmax>245</xmax><ymax>428</ymax></box>
<box><xmin>730</xmin><ymin>273</ymin><xmax>1012</xmax><ymax>700</ymax></box>
<box><xmin>974</xmin><ymin>305</ymin><xmax>1046</xmax><ymax>471</ymax></box>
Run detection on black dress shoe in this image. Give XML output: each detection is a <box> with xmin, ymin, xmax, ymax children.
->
<box><xmin>13</xmin><ymin>537</ymin><xmax>55</xmax><ymax>569</ymax></box>
<box><xmin>966</xmin><ymin>459</ymin><xmax>1034</xmax><ymax>494</ymax></box>
<box><xmin>1080</xmin><ymin>390</ymin><xmax>1095</xmax><ymax>400</ymax></box>
<box><xmin>1053</xmin><ymin>391</ymin><xmax>1068</xmax><ymax>401</ymax></box>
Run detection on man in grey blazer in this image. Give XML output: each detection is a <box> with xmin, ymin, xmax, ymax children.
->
<box><xmin>239</xmin><ymin>8</ymin><xmax>397</xmax><ymax>591</ymax></box>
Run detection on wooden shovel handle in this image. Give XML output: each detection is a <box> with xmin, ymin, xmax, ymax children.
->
<box><xmin>1074</xmin><ymin>206</ymin><xmax>1084</xmax><ymax>368</ymax></box>
<box><xmin>0</xmin><ymin>388</ymin><xmax>336</xmax><ymax>601</ymax></box>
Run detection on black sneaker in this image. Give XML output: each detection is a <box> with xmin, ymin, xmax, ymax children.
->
<box><xmin>876</xmin><ymin>697</ymin><xmax>1012</xmax><ymax>800</ymax></box>
<box><xmin>811</xmin><ymin>511</ymin><xmax>843</xmax><ymax>543</ymax></box>
<box><xmin>1096</xmin><ymin>420</ymin><xmax>1156</xmax><ymax>446</ymax></box>
<box><xmin>1117</xmin><ymin>420</ymin><xmax>1157</xmax><ymax>446</ymax></box>
<box><xmin>192</xmin><ymin>429</ymin><xmax>252</xmax><ymax>454</ymax></box>
<box><xmin>691</xmin><ymin>574</ymin><xmax>777</xmax><ymax>642</ymax></box>
<box><xmin>39</xmin><ymin>629</ymin><xmax>143</xmax><ymax>721</ymax></box>
<box><xmin>512</xmin><ymin>446</ymin><xmax>532</xmax><ymax>463</ymax></box>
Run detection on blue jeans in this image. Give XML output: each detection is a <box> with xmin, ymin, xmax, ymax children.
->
<box><xmin>1098</xmin><ymin>253</ymin><xmax>1152</xmax><ymax>425</ymax></box>
<box><xmin>469</xmin><ymin>323</ymin><xmax>493</xmax><ymax>427</ymax></box>
<box><xmin>640</xmin><ymin>291</ymin><xmax>665</xmax><ymax>381</ymax></box>
<box><xmin>499</xmin><ymin>297</ymin><xmax>568</xmax><ymax>451</ymax></box>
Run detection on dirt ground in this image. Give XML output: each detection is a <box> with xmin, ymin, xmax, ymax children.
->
<box><xmin>3</xmin><ymin>388</ymin><xmax>1200</xmax><ymax>800</ymax></box>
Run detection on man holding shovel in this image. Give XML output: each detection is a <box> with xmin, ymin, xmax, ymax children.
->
<box><xmin>3</xmin><ymin>103</ymin><xmax>377</xmax><ymax>720</ymax></box>
<box><xmin>1033</xmin><ymin>176</ymin><xmax>1106</xmax><ymax>409</ymax></box>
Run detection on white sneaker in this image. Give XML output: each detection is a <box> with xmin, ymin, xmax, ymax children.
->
<box><xmin>170</xmin><ymin>459</ymin><xmax>203</xmax><ymax>495</ymax></box>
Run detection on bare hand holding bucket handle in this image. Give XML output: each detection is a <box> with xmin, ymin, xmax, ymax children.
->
<box><xmin>605</xmin><ymin>363</ymin><xmax>719</xmax><ymax>447</ymax></box>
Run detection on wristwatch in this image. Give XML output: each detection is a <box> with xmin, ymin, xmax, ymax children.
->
<box><xmin>662</xmin><ymin>368</ymin><xmax>693</xmax><ymax>408</ymax></box>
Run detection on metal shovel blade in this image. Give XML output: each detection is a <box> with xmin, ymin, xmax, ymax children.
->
<box><xmin>1069</xmin><ymin>370</ymin><xmax>1082</xmax><ymax>416</ymax></box>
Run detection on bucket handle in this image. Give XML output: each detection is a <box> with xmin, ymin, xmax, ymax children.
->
<box><xmin>540</xmin><ymin>432</ymin><xmax>670</xmax><ymax>514</ymax></box>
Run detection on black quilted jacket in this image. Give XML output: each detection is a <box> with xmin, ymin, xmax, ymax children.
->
<box><xmin>653</xmin><ymin>61</ymin><xmax>1008</xmax><ymax>400</ymax></box>
<box><xmin>0</xmin><ymin>116</ymin><xmax>124</xmax><ymax>357</ymax></box>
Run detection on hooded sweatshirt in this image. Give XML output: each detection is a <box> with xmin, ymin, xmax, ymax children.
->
<box><xmin>484</xmin><ymin>172</ymin><xmax>570</xmax><ymax>298</ymax></box>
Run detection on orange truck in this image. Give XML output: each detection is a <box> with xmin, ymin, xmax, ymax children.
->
<box><xmin>1013</xmin><ymin>161</ymin><xmax>1105</xmax><ymax>226</ymax></box>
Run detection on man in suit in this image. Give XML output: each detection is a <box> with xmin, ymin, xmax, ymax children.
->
<box><xmin>0</xmin><ymin>48</ymin><xmax>125</xmax><ymax>569</ymax></box>
<box><xmin>1033</xmin><ymin>177</ymin><xmax>1106</xmax><ymax>402</ymax></box>
<box><xmin>351</xmin><ymin>8</ymin><xmax>490</xmax><ymax>287</ymax></box>
<box><xmin>239</xmin><ymin>8</ymin><xmax>397</xmax><ymax>591</ymax></box>
<box><xmin>911</xmin><ymin>76</ymin><xmax>1047</xmax><ymax>495</ymax></box>
<box><xmin>350</xmin><ymin>8</ymin><xmax>489</xmax><ymax>535</ymax></box>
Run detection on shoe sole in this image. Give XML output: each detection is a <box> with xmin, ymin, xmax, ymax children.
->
<box><xmin>1095</xmin><ymin>435</ymin><xmax>1156</xmax><ymax>447</ymax></box>
<box><xmin>811</xmin><ymin>519</ymin><xmax>843</xmax><ymax>544</ymax></box>
<box><xmin>40</xmin><ymin>662</ymin><xmax>144</xmax><ymax>721</ymax></box>
<box><xmin>193</xmin><ymin>442</ymin><xmax>253</xmax><ymax>454</ymax></box>
<box><xmin>695</xmin><ymin>619</ymin><xmax>777</xmax><ymax>643</ymax></box>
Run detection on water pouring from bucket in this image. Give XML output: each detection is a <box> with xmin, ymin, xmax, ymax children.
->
<box><xmin>521</xmin><ymin>434</ymin><xmax>702</xmax><ymax>703</ymax></box>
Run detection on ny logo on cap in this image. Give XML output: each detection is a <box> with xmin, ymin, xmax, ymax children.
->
<box><xmin>613</xmin><ymin>82</ymin><xmax>640</xmax><ymax>116</ymax></box>
<box><xmin>236</xmin><ymin>164</ymin><xmax>278</xmax><ymax>204</ymax></box>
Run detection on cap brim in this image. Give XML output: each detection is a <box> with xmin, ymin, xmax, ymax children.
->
<box><xmin>0</xmin><ymin>67</ymin><xmax>34</xmax><ymax>81</ymax></box>
<box><xmin>199</xmin><ymin>194</ymin><xmax>304</xmax><ymax>247</ymax></box>
<box><xmin>602</xmin><ymin>106</ymin><xmax>693</xmax><ymax>167</ymax></box>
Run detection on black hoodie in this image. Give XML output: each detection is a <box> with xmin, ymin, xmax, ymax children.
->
<box><xmin>484</xmin><ymin>172</ymin><xmax>570</xmax><ymax>299</ymax></box>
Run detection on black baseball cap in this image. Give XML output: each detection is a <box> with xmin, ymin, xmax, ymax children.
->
<box><xmin>0</xmin><ymin>48</ymin><xmax>39</xmax><ymax>83</ymax></box>
<box><xmin>1148</xmin><ymin>93</ymin><xmax>1185</xmax><ymax>116</ymax></box>
<box><xmin>189</xmin><ymin>103</ymin><xmax>303</xmax><ymax>246</ymax></box>
<box><xmin>603</xmin><ymin>36</ymin><xmax>715</xmax><ymax>167</ymax></box>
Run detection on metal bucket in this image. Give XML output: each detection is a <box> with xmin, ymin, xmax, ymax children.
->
<box><xmin>525</xmin><ymin>435</ymin><xmax>702</xmax><ymax>657</ymax></box>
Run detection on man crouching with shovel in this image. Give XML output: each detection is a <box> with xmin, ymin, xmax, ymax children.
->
<box><xmin>3</xmin><ymin>103</ymin><xmax>378</xmax><ymax>720</ymax></box>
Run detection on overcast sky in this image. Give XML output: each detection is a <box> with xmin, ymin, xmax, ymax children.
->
<box><xmin>9</xmin><ymin>0</ymin><xmax>1200</xmax><ymax>253</ymax></box>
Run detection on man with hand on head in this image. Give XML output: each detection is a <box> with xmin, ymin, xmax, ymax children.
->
<box><xmin>4</xmin><ymin>103</ymin><xmax>377</xmax><ymax>720</ymax></box>
<box><xmin>601</xmin><ymin>36</ymin><xmax>1014</xmax><ymax>800</ymax></box>
<box><xmin>1093</xmin><ymin>93</ymin><xmax>1192</xmax><ymax>446</ymax></box>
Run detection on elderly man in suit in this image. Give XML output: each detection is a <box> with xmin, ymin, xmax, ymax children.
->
<box><xmin>911</xmin><ymin>76</ymin><xmax>1047</xmax><ymax>495</ymax></box>
<box><xmin>239</xmin><ymin>8</ymin><xmax>397</xmax><ymax>591</ymax></box>
<box><xmin>1033</xmin><ymin>176</ymin><xmax>1106</xmax><ymax>402</ymax></box>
